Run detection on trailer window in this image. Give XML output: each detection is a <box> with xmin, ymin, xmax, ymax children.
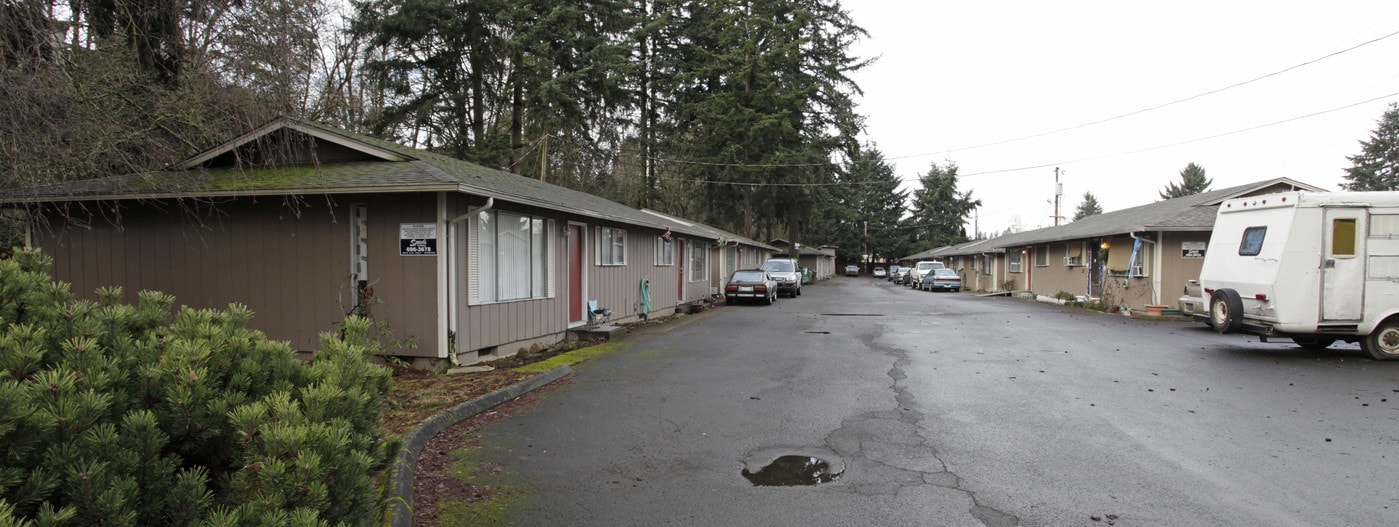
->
<box><xmin>1332</xmin><ymin>219</ymin><xmax>1357</xmax><ymax>256</ymax></box>
<box><xmin>1238</xmin><ymin>226</ymin><xmax>1266</xmax><ymax>256</ymax></box>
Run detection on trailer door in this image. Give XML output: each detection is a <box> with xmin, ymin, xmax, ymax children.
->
<box><xmin>1322</xmin><ymin>208</ymin><xmax>1365</xmax><ymax>321</ymax></box>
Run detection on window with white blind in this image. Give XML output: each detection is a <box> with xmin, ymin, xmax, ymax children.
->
<box><xmin>655</xmin><ymin>237</ymin><xmax>675</xmax><ymax>266</ymax></box>
<box><xmin>688</xmin><ymin>240</ymin><xmax>708</xmax><ymax>281</ymax></box>
<box><xmin>473</xmin><ymin>211</ymin><xmax>553</xmax><ymax>303</ymax></box>
<box><xmin>599</xmin><ymin>227</ymin><xmax>627</xmax><ymax>266</ymax></box>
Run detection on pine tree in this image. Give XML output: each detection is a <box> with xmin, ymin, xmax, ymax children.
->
<box><xmin>810</xmin><ymin>143</ymin><xmax>907</xmax><ymax>265</ymax></box>
<box><xmin>0</xmin><ymin>248</ymin><xmax>396</xmax><ymax>526</ymax></box>
<box><xmin>1159</xmin><ymin>162</ymin><xmax>1212</xmax><ymax>199</ymax></box>
<box><xmin>1341</xmin><ymin>103</ymin><xmax>1399</xmax><ymax>191</ymax></box>
<box><xmin>1073</xmin><ymin>192</ymin><xmax>1103</xmax><ymax>220</ymax></box>
<box><xmin>906</xmin><ymin>161</ymin><xmax>981</xmax><ymax>252</ymax></box>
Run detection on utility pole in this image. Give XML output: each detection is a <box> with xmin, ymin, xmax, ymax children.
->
<box><xmin>1053</xmin><ymin>167</ymin><xmax>1063</xmax><ymax>226</ymax></box>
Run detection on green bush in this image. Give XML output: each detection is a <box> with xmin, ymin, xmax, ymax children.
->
<box><xmin>0</xmin><ymin>248</ymin><xmax>396</xmax><ymax>526</ymax></box>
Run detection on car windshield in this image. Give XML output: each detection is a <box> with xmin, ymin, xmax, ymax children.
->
<box><xmin>761</xmin><ymin>260</ymin><xmax>795</xmax><ymax>272</ymax></box>
<box><xmin>916</xmin><ymin>262</ymin><xmax>941</xmax><ymax>271</ymax></box>
<box><xmin>732</xmin><ymin>271</ymin><xmax>766</xmax><ymax>281</ymax></box>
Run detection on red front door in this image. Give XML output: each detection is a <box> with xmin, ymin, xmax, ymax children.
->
<box><xmin>568</xmin><ymin>224</ymin><xmax>583</xmax><ymax>322</ymax></box>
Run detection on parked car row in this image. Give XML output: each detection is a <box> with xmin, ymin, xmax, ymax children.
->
<box><xmin>726</xmin><ymin>258</ymin><xmax>806</xmax><ymax>306</ymax></box>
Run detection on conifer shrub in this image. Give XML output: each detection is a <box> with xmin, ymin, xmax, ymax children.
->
<box><xmin>0</xmin><ymin>248</ymin><xmax>397</xmax><ymax>526</ymax></box>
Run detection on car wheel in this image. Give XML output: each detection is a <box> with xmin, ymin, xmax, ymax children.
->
<box><xmin>764</xmin><ymin>292</ymin><xmax>773</xmax><ymax>305</ymax></box>
<box><xmin>1291</xmin><ymin>336</ymin><xmax>1336</xmax><ymax>350</ymax></box>
<box><xmin>1209</xmin><ymin>289</ymin><xmax>1244</xmax><ymax>334</ymax></box>
<box><xmin>796</xmin><ymin>287</ymin><xmax>801</xmax><ymax>296</ymax></box>
<box><xmin>1361</xmin><ymin>318</ymin><xmax>1399</xmax><ymax>360</ymax></box>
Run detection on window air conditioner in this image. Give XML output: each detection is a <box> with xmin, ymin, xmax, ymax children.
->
<box><xmin>1063</xmin><ymin>256</ymin><xmax>1082</xmax><ymax>267</ymax></box>
<box><xmin>1131</xmin><ymin>265</ymin><xmax>1144</xmax><ymax>276</ymax></box>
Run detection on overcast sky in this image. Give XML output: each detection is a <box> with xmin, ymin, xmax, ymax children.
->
<box><xmin>841</xmin><ymin>1</ymin><xmax>1399</xmax><ymax>235</ymax></box>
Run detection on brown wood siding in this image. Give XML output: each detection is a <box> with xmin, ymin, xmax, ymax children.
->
<box><xmin>32</xmin><ymin>194</ymin><xmax>442</xmax><ymax>358</ymax></box>
<box><xmin>448</xmin><ymin>196</ymin><xmax>573</xmax><ymax>361</ymax></box>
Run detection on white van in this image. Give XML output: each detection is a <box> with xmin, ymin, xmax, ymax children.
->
<box><xmin>1196</xmin><ymin>191</ymin><xmax>1399</xmax><ymax>360</ymax></box>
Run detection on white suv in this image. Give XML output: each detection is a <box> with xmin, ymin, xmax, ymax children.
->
<box><xmin>760</xmin><ymin>258</ymin><xmax>802</xmax><ymax>297</ymax></box>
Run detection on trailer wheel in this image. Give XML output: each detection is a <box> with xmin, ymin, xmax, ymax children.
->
<box><xmin>1209</xmin><ymin>289</ymin><xmax>1244</xmax><ymax>334</ymax></box>
<box><xmin>1291</xmin><ymin>336</ymin><xmax>1336</xmax><ymax>350</ymax></box>
<box><xmin>1361</xmin><ymin>318</ymin><xmax>1399</xmax><ymax>360</ymax></box>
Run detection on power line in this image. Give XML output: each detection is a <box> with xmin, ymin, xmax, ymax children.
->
<box><xmin>885</xmin><ymin>27</ymin><xmax>1399</xmax><ymax>162</ymax></box>
<box><xmin>956</xmin><ymin>90</ymin><xmax>1399</xmax><ymax>178</ymax></box>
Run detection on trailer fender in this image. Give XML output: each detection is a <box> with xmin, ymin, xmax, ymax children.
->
<box><xmin>1209</xmin><ymin>289</ymin><xmax>1244</xmax><ymax>334</ymax></box>
<box><xmin>1361</xmin><ymin>315</ymin><xmax>1399</xmax><ymax>360</ymax></box>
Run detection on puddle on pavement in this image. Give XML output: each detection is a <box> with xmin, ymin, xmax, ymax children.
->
<box><xmin>741</xmin><ymin>455</ymin><xmax>843</xmax><ymax>486</ymax></box>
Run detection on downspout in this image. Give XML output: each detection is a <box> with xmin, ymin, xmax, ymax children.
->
<box><xmin>445</xmin><ymin>197</ymin><xmax>494</xmax><ymax>367</ymax></box>
<box><xmin>1130</xmin><ymin>231</ymin><xmax>1159</xmax><ymax>305</ymax></box>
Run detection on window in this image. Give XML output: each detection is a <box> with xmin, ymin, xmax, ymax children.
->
<box><xmin>1009</xmin><ymin>251</ymin><xmax>1023</xmax><ymax>273</ymax></box>
<box><xmin>655</xmin><ymin>236</ymin><xmax>674</xmax><ymax>266</ymax></box>
<box><xmin>1332</xmin><ymin>219</ymin><xmax>1357</xmax><ymax>257</ymax></box>
<box><xmin>1239</xmin><ymin>226</ymin><xmax>1267</xmax><ymax>256</ymax></box>
<box><xmin>599</xmin><ymin>227</ymin><xmax>627</xmax><ymax>265</ymax></box>
<box><xmin>475</xmin><ymin>211</ymin><xmax>552</xmax><ymax>303</ymax></box>
<box><xmin>724</xmin><ymin>246</ymin><xmax>738</xmax><ymax>275</ymax></box>
<box><xmin>688</xmin><ymin>240</ymin><xmax>708</xmax><ymax>281</ymax></box>
<box><xmin>1373</xmin><ymin>214</ymin><xmax>1399</xmax><ymax>236</ymax></box>
<box><xmin>1064</xmin><ymin>242</ymin><xmax>1083</xmax><ymax>266</ymax></box>
<box><xmin>981</xmin><ymin>255</ymin><xmax>992</xmax><ymax>275</ymax></box>
<box><xmin>1035</xmin><ymin>246</ymin><xmax>1048</xmax><ymax>267</ymax></box>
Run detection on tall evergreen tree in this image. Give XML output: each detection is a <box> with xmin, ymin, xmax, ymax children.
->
<box><xmin>906</xmin><ymin>161</ymin><xmax>980</xmax><ymax>252</ymax></box>
<box><xmin>1159</xmin><ymin>162</ymin><xmax>1212</xmax><ymax>199</ymax></box>
<box><xmin>1073</xmin><ymin>191</ymin><xmax>1103</xmax><ymax>220</ymax></box>
<box><xmin>810</xmin><ymin>143</ymin><xmax>907</xmax><ymax>265</ymax></box>
<box><xmin>649</xmin><ymin>0</ymin><xmax>866</xmax><ymax>244</ymax></box>
<box><xmin>1341</xmin><ymin>103</ymin><xmax>1399</xmax><ymax>191</ymax></box>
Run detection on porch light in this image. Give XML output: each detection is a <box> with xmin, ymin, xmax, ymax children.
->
<box><xmin>1100</xmin><ymin>241</ymin><xmax>1110</xmax><ymax>249</ymax></box>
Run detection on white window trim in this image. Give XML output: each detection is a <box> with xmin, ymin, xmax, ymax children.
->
<box><xmin>598</xmin><ymin>226</ymin><xmax>627</xmax><ymax>266</ymax></box>
<box><xmin>468</xmin><ymin>210</ymin><xmax>555</xmax><ymax>305</ymax></box>
<box><xmin>688</xmin><ymin>239</ymin><xmax>708</xmax><ymax>282</ymax></box>
<box><xmin>655</xmin><ymin>236</ymin><xmax>675</xmax><ymax>266</ymax></box>
<box><xmin>1009</xmin><ymin>251</ymin><xmax>1023</xmax><ymax>274</ymax></box>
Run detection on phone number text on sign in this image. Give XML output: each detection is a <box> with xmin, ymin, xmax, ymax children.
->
<box><xmin>400</xmin><ymin>223</ymin><xmax>438</xmax><ymax>256</ymax></box>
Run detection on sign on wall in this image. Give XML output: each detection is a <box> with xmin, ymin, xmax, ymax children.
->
<box><xmin>1181</xmin><ymin>241</ymin><xmax>1206</xmax><ymax>259</ymax></box>
<box><xmin>400</xmin><ymin>223</ymin><xmax>438</xmax><ymax>256</ymax></box>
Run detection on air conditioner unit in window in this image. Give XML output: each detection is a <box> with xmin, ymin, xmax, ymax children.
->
<box><xmin>1132</xmin><ymin>265</ymin><xmax>1144</xmax><ymax>276</ymax></box>
<box><xmin>1063</xmin><ymin>256</ymin><xmax>1082</xmax><ymax>267</ymax></box>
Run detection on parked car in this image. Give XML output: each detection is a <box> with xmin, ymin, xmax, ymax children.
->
<box><xmin>921</xmin><ymin>268</ymin><xmax>962</xmax><ymax>292</ymax></box>
<box><xmin>760</xmin><ymin>258</ymin><xmax>802</xmax><ymax>297</ymax></box>
<box><xmin>845</xmin><ymin>265</ymin><xmax>860</xmax><ymax>276</ymax></box>
<box><xmin>887</xmin><ymin>265</ymin><xmax>902</xmax><ymax>281</ymax></box>
<box><xmin>908</xmin><ymin>260</ymin><xmax>945</xmax><ymax>288</ymax></box>
<box><xmin>1179</xmin><ymin>279</ymin><xmax>1205</xmax><ymax>317</ymax></box>
<box><xmin>892</xmin><ymin>267</ymin><xmax>912</xmax><ymax>285</ymax></box>
<box><xmin>873</xmin><ymin>267</ymin><xmax>886</xmax><ymax>278</ymax></box>
<box><xmin>724</xmin><ymin>269</ymin><xmax>777</xmax><ymax>305</ymax></box>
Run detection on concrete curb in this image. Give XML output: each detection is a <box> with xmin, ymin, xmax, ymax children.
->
<box><xmin>384</xmin><ymin>365</ymin><xmax>573</xmax><ymax>527</ymax></box>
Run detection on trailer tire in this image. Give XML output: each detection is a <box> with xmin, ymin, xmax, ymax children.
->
<box><xmin>1361</xmin><ymin>318</ymin><xmax>1399</xmax><ymax>360</ymax></box>
<box><xmin>1209</xmin><ymin>289</ymin><xmax>1244</xmax><ymax>334</ymax></box>
<box><xmin>1291</xmin><ymin>336</ymin><xmax>1336</xmax><ymax>350</ymax></box>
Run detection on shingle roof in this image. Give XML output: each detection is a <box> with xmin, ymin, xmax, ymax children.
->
<box><xmin>639</xmin><ymin>209</ymin><xmax>775</xmax><ymax>251</ymax></box>
<box><xmin>0</xmin><ymin>117</ymin><xmax>729</xmax><ymax>240</ymax></box>
<box><xmin>930</xmin><ymin>177</ymin><xmax>1325</xmax><ymax>257</ymax></box>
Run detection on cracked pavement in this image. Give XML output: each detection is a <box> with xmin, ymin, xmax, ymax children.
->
<box><xmin>463</xmin><ymin>278</ymin><xmax>1399</xmax><ymax>526</ymax></box>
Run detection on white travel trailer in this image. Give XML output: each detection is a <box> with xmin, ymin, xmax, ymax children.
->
<box><xmin>1196</xmin><ymin>191</ymin><xmax>1399</xmax><ymax>360</ymax></box>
